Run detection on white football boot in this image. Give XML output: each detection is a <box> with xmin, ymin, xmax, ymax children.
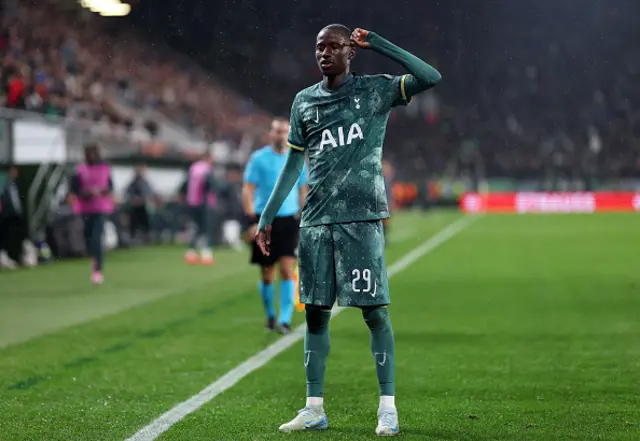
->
<box><xmin>376</xmin><ymin>407</ymin><xmax>400</xmax><ymax>436</ymax></box>
<box><xmin>279</xmin><ymin>406</ymin><xmax>328</xmax><ymax>433</ymax></box>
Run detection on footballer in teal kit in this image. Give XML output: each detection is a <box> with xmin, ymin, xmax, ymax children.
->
<box><xmin>255</xmin><ymin>24</ymin><xmax>441</xmax><ymax>436</ymax></box>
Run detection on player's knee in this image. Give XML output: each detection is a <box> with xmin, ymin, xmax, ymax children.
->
<box><xmin>279</xmin><ymin>267</ymin><xmax>294</xmax><ymax>281</ymax></box>
<box><xmin>261</xmin><ymin>266</ymin><xmax>276</xmax><ymax>284</ymax></box>
<box><xmin>278</xmin><ymin>258</ymin><xmax>296</xmax><ymax>280</ymax></box>
<box><xmin>305</xmin><ymin>305</ymin><xmax>331</xmax><ymax>333</ymax></box>
<box><xmin>362</xmin><ymin>306</ymin><xmax>389</xmax><ymax>331</ymax></box>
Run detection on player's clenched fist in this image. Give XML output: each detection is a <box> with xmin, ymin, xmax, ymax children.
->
<box><xmin>350</xmin><ymin>28</ymin><xmax>371</xmax><ymax>48</ymax></box>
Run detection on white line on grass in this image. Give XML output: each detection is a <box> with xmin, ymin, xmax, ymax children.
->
<box><xmin>125</xmin><ymin>215</ymin><xmax>480</xmax><ymax>441</ymax></box>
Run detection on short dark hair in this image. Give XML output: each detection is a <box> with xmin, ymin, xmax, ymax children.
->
<box><xmin>321</xmin><ymin>24</ymin><xmax>351</xmax><ymax>41</ymax></box>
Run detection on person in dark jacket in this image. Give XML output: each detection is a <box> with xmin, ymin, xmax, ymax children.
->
<box><xmin>0</xmin><ymin>165</ymin><xmax>25</xmax><ymax>267</ymax></box>
<box><xmin>126</xmin><ymin>164</ymin><xmax>154</xmax><ymax>242</ymax></box>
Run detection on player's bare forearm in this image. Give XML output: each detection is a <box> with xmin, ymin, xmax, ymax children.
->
<box><xmin>257</xmin><ymin>149</ymin><xmax>306</xmax><ymax>231</ymax></box>
<box><xmin>299</xmin><ymin>185</ymin><xmax>308</xmax><ymax>213</ymax></box>
<box><xmin>242</xmin><ymin>183</ymin><xmax>256</xmax><ymax>216</ymax></box>
<box><xmin>366</xmin><ymin>32</ymin><xmax>441</xmax><ymax>96</ymax></box>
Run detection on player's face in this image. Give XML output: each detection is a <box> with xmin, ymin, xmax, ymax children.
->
<box><xmin>270</xmin><ymin>121</ymin><xmax>282</xmax><ymax>145</ymax></box>
<box><xmin>278</xmin><ymin>122</ymin><xmax>290</xmax><ymax>144</ymax></box>
<box><xmin>316</xmin><ymin>29</ymin><xmax>353</xmax><ymax>76</ymax></box>
<box><xmin>271</xmin><ymin>120</ymin><xmax>289</xmax><ymax>147</ymax></box>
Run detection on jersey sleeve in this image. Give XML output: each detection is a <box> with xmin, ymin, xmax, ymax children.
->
<box><xmin>287</xmin><ymin>94</ymin><xmax>306</xmax><ymax>151</ymax></box>
<box><xmin>373</xmin><ymin>74</ymin><xmax>412</xmax><ymax>111</ymax></box>
<box><xmin>243</xmin><ymin>154</ymin><xmax>260</xmax><ymax>185</ymax></box>
<box><xmin>297</xmin><ymin>161</ymin><xmax>309</xmax><ymax>187</ymax></box>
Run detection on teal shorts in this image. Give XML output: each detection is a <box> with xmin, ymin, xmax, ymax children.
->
<box><xmin>298</xmin><ymin>220</ymin><xmax>390</xmax><ymax>308</ymax></box>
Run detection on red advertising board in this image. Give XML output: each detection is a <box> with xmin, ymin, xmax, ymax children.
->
<box><xmin>459</xmin><ymin>192</ymin><xmax>640</xmax><ymax>214</ymax></box>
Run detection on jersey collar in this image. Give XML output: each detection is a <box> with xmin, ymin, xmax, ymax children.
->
<box><xmin>320</xmin><ymin>72</ymin><xmax>355</xmax><ymax>93</ymax></box>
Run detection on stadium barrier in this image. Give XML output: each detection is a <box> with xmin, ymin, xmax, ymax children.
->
<box><xmin>459</xmin><ymin>192</ymin><xmax>640</xmax><ymax>214</ymax></box>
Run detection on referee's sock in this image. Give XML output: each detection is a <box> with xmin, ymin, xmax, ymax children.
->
<box><xmin>279</xmin><ymin>279</ymin><xmax>295</xmax><ymax>325</ymax></box>
<box><xmin>259</xmin><ymin>281</ymin><xmax>276</xmax><ymax>319</ymax></box>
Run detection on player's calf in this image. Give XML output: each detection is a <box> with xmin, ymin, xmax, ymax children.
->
<box><xmin>279</xmin><ymin>306</ymin><xmax>331</xmax><ymax>432</ymax></box>
<box><xmin>363</xmin><ymin>306</ymin><xmax>399</xmax><ymax>436</ymax></box>
<box><xmin>258</xmin><ymin>278</ymin><xmax>276</xmax><ymax>331</ymax></box>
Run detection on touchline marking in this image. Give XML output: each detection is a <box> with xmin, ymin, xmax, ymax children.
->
<box><xmin>125</xmin><ymin>215</ymin><xmax>480</xmax><ymax>441</ymax></box>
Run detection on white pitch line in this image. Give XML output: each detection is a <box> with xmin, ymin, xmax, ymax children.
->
<box><xmin>125</xmin><ymin>214</ymin><xmax>480</xmax><ymax>441</ymax></box>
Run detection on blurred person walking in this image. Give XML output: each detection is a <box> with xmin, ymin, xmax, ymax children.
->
<box><xmin>69</xmin><ymin>145</ymin><xmax>114</xmax><ymax>284</ymax></box>
<box><xmin>183</xmin><ymin>152</ymin><xmax>216</xmax><ymax>265</ymax></box>
<box><xmin>126</xmin><ymin>164</ymin><xmax>154</xmax><ymax>243</ymax></box>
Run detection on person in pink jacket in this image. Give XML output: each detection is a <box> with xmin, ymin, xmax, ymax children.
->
<box><xmin>70</xmin><ymin>144</ymin><xmax>114</xmax><ymax>284</ymax></box>
<box><xmin>183</xmin><ymin>152</ymin><xmax>216</xmax><ymax>265</ymax></box>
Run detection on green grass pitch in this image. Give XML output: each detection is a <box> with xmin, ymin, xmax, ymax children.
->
<box><xmin>0</xmin><ymin>211</ymin><xmax>638</xmax><ymax>440</ymax></box>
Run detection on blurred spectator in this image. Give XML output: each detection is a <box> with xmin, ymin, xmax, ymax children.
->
<box><xmin>0</xmin><ymin>1</ymin><xmax>269</xmax><ymax>153</ymax></box>
<box><xmin>1</xmin><ymin>0</ymin><xmax>637</xmax><ymax>184</ymax></box>
<box><xmin>126</xmin><ymin>164</ymin><xmax>154</xmax><ymax>242</ymax></box>
<box><xmin>0</xmin><ymin>165</ymin><xmax>25</xmax><ymax>267</ymax></box>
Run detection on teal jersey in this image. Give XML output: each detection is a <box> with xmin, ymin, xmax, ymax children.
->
<box><xmin>288</xmin><ymin>73</ymin><xmax>411</xmax><ymax>227</ymax></box>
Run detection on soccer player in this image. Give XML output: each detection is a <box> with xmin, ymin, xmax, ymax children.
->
<box><xmin>70</xmin><ymin>144</ymin><xmax>114</xmax><ymax>284</ymax></box>
<box><xmin>255</xmin><ymin>25</ymin><xmax>441</xmax><ymax>436</ymax></box>
<box><xmin>184</xmin><ymin>152</ymin><xmax>216</xmax><ymax>265</ymax></box>
<box><xmin>243</xmin><ymin>117</ymin><xmax>308</xmax><ymax>333</ymax></box>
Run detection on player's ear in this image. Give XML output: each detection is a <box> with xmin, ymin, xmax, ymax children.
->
<box><xmin>348</xmin><ymin>46</ymin><xmax>356</xmax><ymax>60</ymax></box>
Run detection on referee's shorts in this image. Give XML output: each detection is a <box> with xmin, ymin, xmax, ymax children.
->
<box><xmin>249</xmin><ymin>214</ymin><xmax>299</xmax><ymax>267</ymax></box>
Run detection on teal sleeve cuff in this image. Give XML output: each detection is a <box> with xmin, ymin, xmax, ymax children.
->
<box><xmin>367</xmin><ymin>32</ymin><xmax>442</xmax><ymax>94</ymax></box>
<box><xmin>257</xmin><ymin>149</ymin><xmax>306</xmax><ymax>231</ymax></box>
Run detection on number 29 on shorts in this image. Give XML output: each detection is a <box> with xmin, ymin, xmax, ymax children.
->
<box><xmin>352</xmin><ymin>268</ymin><xmax>377</xmax><ymax>296</ymax></box>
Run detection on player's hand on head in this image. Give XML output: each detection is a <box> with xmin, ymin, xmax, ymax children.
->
<box><xmin>350</xmin><ymin>28</ymin><xmax>370</xmax><ymax>48</ymax></box>
<box><xmin>255</xmin><ymin>225</ymin><xmax>272</xmax><ymax>256</ymax></box>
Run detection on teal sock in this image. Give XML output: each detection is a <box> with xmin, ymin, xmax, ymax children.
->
<box><xmin>279</xmin><ymin>279</ymin><xmax>295</xmax><ymax>325</ymax></box>
<box><xmin>305</xmin><ymin>306</ymin><xmax>331</xmax><ymax>397</ymax></box>
<box><xmin>259</xmin><ymin>281</ymin><xmax>275</xmax><ymax>319</ymax></box>
<box><xmin>363</xmin><ymin>307</ymin><xmax>395</xmax><ymax>396</ymax></box>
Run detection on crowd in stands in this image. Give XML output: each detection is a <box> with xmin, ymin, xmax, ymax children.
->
<box><xmin>178</xmin><ymin>1</ymin><xmax>639</xmax><ymax>183</ymax></box>
<box><xmin>0</xmin><ymin>1</ymin><xmax>270</xmax><ymax>152</ymax></box>
<box><xmin>1</xmin><ymin>0</ymin><xmax>638</xmax><ymax>184</ymax></box>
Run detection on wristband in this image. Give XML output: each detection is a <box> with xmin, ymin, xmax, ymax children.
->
<box><xmin>243</xmin><ymin>214</ymin><xmax>258</xmax><ymax>231</ymax></box>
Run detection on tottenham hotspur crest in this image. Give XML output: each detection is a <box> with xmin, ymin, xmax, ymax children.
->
<box><xmin>354</xmin><ymin>98</ymin><xmax>361</xmax><ymax>110</ymax></box>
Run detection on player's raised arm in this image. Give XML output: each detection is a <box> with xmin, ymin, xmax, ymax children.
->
<box><xmin>351</xmin><ymin>28</ymin><xmax>442</xmax><ymax>99</ymax></box>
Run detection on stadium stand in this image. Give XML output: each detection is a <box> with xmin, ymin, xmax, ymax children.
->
<box><xmin>0</xmin><ymin>1</ymin><xmax>271</xmax><ymax>152</ymax></box>
<box><xmin>3</xmin><ymin>1</ymin><xmax>638</xmax><ymax>184</ymax></box>
<box><xmin>136</xmin><ymin>1</ymin><xmax>638</xmax><ymax>184</ymax></box>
